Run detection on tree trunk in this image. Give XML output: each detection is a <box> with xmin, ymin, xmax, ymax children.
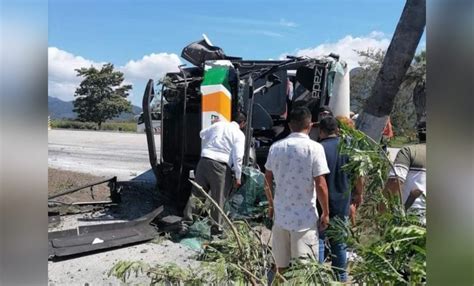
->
<box><xmin>356</xmin><ymin>0</ymin><xmax>426</xmax><ymax>141</ymax></box>
<box><xmin>98</xmin><ymin>121</ymin><xmax>102</xmax><ymax>130</ymax></box>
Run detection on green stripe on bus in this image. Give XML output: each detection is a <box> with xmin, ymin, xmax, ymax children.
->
<box><xmin>201</xmin><ymin>67</ymin><xmax>230</xmax><ymax>90</ymax></box>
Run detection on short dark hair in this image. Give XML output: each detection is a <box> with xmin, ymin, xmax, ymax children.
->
<box><xmin>319</xmin><ymin>116</ymin><xmax>338</xmax><ymax>135</ymax></box>
<box><xmin>289</xmin><ymin>107</ymin><xmax>312</xmax><ymax>132</ymax></box>
<box><xmin>235</xmin><ymin>112</ymin><xmax>247</xmax><ymax>124</ymax></box>
<box><xmin>318</xmin><ymin>105</ymin><xmax>332</xmax><ymax>114</ymax></box>
<box><xmin>318</xmin><ymin>105</ymin><xmax>333</xmax><ymax>116</ymax></box>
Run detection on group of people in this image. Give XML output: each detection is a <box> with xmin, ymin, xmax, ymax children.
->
<box><xmin>263</xmin><ymin>106</ymin><xmax>359</xmax><ymax>281</ymax></box>
<box><xmin>184</xmin><ymin>104</ymin><xmax>426</xmax><ymax>283</ymax></box>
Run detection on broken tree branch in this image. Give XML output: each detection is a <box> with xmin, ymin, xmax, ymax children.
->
<box><xmin>188</xmin><ymin>179</ymin><xmax>244</xmax><ymax>252</ymax></box>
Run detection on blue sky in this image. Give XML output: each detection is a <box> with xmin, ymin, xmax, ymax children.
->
<box><xmin>48</xmin><ymin>0</ymin><xmax>426</xmax><ymax>106</ymax></box>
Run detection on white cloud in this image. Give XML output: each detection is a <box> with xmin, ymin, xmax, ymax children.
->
<box><xmin>279</xmin><ymin>18</ymin><xmax>297</xmax><ymax>28</ymax></box>
<box><xmin>48</xmin><ymin>81</ymin><xmax>80</xmax><ymax>102</ymax></box>
<box><xmin>48</xmin><ymin>47</ymin><xmax>105</xmax><ymax>101</ymax></box>
<box><xmin>200</xmin><ymin>16</ymin><xmax>297</xmax><ymax>29</ymax></box>
<box><xmin>48</xmin><ymin>47</ymin><xmax>181</xmax><ymax>103</ymax></box>
<box><xmin>255</xmin><ymin>30</ymin><xmax>283</xmax><ymax>38</ymax></box>
<box><xmin>281</xmin><ymin>31</ymin><xmax>391</xmax><ymax>69</ymax></box>
<box><xmin>120</xmin><ymin>53</ymin><xmax>181</xmax><ymax>82</ymax></box>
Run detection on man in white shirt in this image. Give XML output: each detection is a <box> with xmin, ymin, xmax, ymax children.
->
<box><xmin>264</xmin><ymin>106</ymin><xmax>330</xmax><ymax>273</ymax></box>
<box><xmin>184</xmin><ymin>113</ymin><xmax>246</xmax><ymax>228</ymax></box>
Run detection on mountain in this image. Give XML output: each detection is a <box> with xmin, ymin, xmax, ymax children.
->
<box><xmin>115</xmin><ymin>105</ymin><xmax>143</xmax><ymax>120</ymax></box>
<box><xmin>48</xmin><ymin>96</ymin><xmax>142</xmax><ymax>120</ymax></box>
<box><xmin>48</xmin><ymin>96</ymin><xmax>76</xmax><ymax>119</ymax></box>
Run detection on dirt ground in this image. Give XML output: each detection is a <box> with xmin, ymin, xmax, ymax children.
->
<box><xmin>49</xmin><ymin>168</ymin><xmax>112</xmax><ymax>203</ymax></box>
<box><xmin>48</xmin><ymin>168</ymin><xmax>199</xmax><ymax>285</ymax></box>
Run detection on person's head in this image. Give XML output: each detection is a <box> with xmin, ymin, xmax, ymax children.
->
<box><xmin>289</xmin><ymin>106</ymin><xmax>313</xmax><ymax>134</ymax></box>
<box><xmin>319</xmin><ymin>116</ymin><xmax>339</xmax><ymax>139</ymax></box>
<box><xmin>318</xmin><ymin>105</ymin><xmax>333</xmax><ymax>121</ymax></box>
<box><xmin>235</xmin><ymin>112</ymin><xmax>247</xmax><ymax>130</ymax></box>
<box><xmin>417</xmin><ymin>120</ymin><xmax>426</xmax><ymax>143</ymax></box>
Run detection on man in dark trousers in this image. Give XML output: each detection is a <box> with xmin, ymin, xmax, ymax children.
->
<box><xmin>183</xmin><ymin>113</ymin><xmax>246</xmax><ymax>232</ymax></box>
<box><xmin>317</xmin><ymin>116</ymin><xmax>361</xmax><ymax>282</ymax></box>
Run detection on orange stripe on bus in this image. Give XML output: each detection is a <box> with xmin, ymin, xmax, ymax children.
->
<box><xmin>202</xmin><ymin>91</ymin><xmax>231</xmax><ymax>121</ymax></box>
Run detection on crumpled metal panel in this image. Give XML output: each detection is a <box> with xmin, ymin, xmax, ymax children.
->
<box><xmin>48</xmin><ymin>206</ymin><xmax>163</xmax><ymax>259</ymax></box>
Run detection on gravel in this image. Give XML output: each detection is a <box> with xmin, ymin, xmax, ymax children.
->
<box><xmin>47</xmin><ymin>178</ymin><xmax>200</xmax><ymax>286</ymax></box>
<box><xmin>48</xmin><ymin>130</ymin><xmax>200</xmax><ymax>285</ymax></box>
<box><xmin>48</xmin><ymin>241</ymin><xmax>200</xmax><ymax>285</ymax></box>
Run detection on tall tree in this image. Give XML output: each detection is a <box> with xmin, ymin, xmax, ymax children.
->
<box><xmin>356</xmin><ymin>0</ymin><xmax>426</xmax><ymax>141</ymax></box>
<box><xmin>73</xmin><ymin>63</ymin><xmax>132</xmax><ymax>129</ymax></box>
<box><xmin>351</xmin><ymin>49</ymin><xmax>425</xmax><ymax>137</ymax></box>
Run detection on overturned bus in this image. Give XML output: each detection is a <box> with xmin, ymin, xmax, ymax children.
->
<box><xmin>142</xmin><ymin>37</ymin><xmax>350</xmax><ymax>216</ymax></box>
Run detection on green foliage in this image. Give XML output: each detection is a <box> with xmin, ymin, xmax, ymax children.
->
<box><xmin>389</xmin><ymin>135</ymin><xmax>417</xmax><ymax>148</ymax></box>
<box><xmin>50</xmin><ymin>119</ymin><xmax>136</xmax><ymax>132</ymax></box>
<box><xmin>196</xmin><ymin>221</ymin><xmax>271</xmax><ymax>284</ymax></box>
<box><xmin>282</xmin><ymin>258</ymin><xmax>339</xmax><ymax>285</ymax></box>
<box><xmin>148</xmin><ymin>263</ymin><xmax>207</xmax><ymax>285</ymax></box>
<box><xmin>50</xmin><ymin>119</ymin><xmax>97</xmax><ymax>130</ymax></box>
<box><xmin>350</xmin><ymin>216</ymin><xmax>426</xmax><ymax>284</ymax></box>
<box><xmin>107</xmin><ymin>260</ymin><xmax>150</xmax><ymax>283</ymax></box>
<box><xmin>73</xmin><ymin>63</ymin><xmax>132</xmax><ymax>129</ymax></box>
<box><xmin>333</xmin><ymin>121</ymin><xmax>426</xmax><ymax>284</ymax></box>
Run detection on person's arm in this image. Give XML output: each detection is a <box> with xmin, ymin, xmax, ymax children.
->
<box><xmin>199</xmin><ymin>125</ymin><xmax>212</xmax><ymax>140</ymax></box>
<box><xmin>349</xmin><ymin>204</ymin><xmax>357</xmax><ymax>226</ymax></box>
<box><xmin>379</xmin><ymin>177</ymin><xmax>403</xmax><ymax>213</ymax></box>
<box><xmin>231</xmin><ymin>131</ymin><xmax>245</xmax><ymax>186</ymax></box>
<box><xmin>264</xmin><ymin>170</ymin><xmax>274</xmax><ymax>218</ymax></box>
<box><xmin>312</xmin><ymin>144</ymin><xmax>330</xmax><ymax>230</ymax></box>
<box><xmin>380</xmin><ymin>147</ymin><xmax>411</xmax><ymax>212</ymax></box>
<box><xmin>385</xmin><ymin>178</ymin><xmax>404</xmax><ymax>202</ymax></box>
<box><xmin>405</xmin><ymin>189</ymin><xmax>423</xmax><ymax>210</ymax></box>
<box><xmin>315</xmin><ymin>175</ymin><xmax>329</xmax><ymax>230</ymax></box>
<box><xmin>351</xmin><ymin>176</ymin><xmax>365</xmax><ymax>208</ymax></box>
<box><xmin>264</xmin><ymin>146</ymin><xmax>275</xmax><ymax>218</ymax></box>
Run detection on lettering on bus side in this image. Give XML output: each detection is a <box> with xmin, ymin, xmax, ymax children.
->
<box><xmin>311</xmin><ymin>67</ymin><xmax>324</xmax><ymax>99</ymax></box>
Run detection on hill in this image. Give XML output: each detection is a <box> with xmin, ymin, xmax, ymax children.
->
<box><xmin>48</xmin><ymin>96</ymin><xmax>142</xmax><ymax>120</ymax></box>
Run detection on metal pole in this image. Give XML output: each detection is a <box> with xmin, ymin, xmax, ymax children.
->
<box><xmin>48</xmin><ymin>177</ymin><xmax>117</xmax><ymax>200</ymax></box>
<box><xmin>243</xmin><ymin>76</ymin><xmax>254</xmax><ymax>166</ymax></box>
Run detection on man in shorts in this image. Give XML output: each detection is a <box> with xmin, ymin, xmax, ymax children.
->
<box><xmin>264</xmin><ymin>106</ymin><xmax>330</xmax><ymax>273</ymax></box>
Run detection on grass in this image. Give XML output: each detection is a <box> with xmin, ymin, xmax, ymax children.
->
<box><xmin>51</xmin><ymin>119</ymin><xmax>137</xmax><ymax>132</ymax></box>
<box><xmin>388</xmin><ymin>135</ymin><xmax>417</xmax><ymax>148</ymax></box>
